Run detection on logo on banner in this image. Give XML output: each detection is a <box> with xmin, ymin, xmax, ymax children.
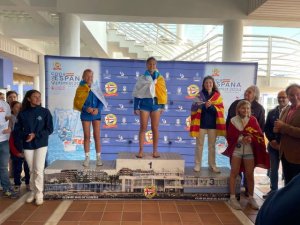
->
<box><xmin>164</xmin><ymin>104</ymin><xmax>169</xmax><ymax>112</ymax></box>
<box><xmin>133</xmin><ymin>134</ymin><xmax>139</xmax><ymax>143</ymax></box>
<box><xmin>121</xmin><ymin>86</ymin><xmax>128</xmax><ymax>94</ymax></box>
<box><xmin>185</xmin><ymin>116</ymin><xmax>191</xmax><ymax>131</ymax></box>
<box><xmin>102</xmin><ymin>134</ymin><xmax>110</xmax><ymax>143</ymax></box>
<box><xmin>144</xmin><ymin>185</ymin><xmax>157</xmax><ymax>199</ymax></box>
<box><xmin>175</xmin><ymin>136</ymin><xmax>186</xmax><ymax>144</ymax></box>
<box><xmin>133</xmin><ymin>118</ymin><xmax>140</xmax><ymax>125</ymax></box>
<box><xmin>121</xmin><ymin>117</ymin><xmax>127</xmax><ymax>125</ymax></box>
<box><xmin>145</xmin><ymin>130</ymin><xmax>153</xmax><ymax>144</ymax></box>
<box><xmin>160</xmin><ymin>118</ymin><xmax>170</xmax><ymax>126</ymax></box>
<box><xmin>50</xmin><ymin>63</ymin><xmax>80</xmax><ymax>89</ymax></box>
<box><xmin>176</xmin><ymin>105</ymin><xmax>187</xmax><ymax>113</ymax></box>
<box><xmin>176</xmin><ymin>73</ymin><xmax>188</xmax><ymax>81</ymax></box>
<box><xmin>103</xmin><ymin>114</ymin><xmax>117</xmax><ymax>128</ymax></box>
<box><xmin>175</xmin><ymin>118</ymin><xmax>181</xmax><ymax>126</ymax></box>
<box><xmin>163</xmin><ymin>135</ymin><xmax>169</xmax><ymax>144</ymax></box>
<box><xmin>103</xmin><ymin>69</ymin><xmax>111</xmax><ymax>79</ymax></box>
<box><xmin>186</xmin><ymin>84</ymin><xmax>199</xmax><ymax>99</ymax></box>
<box><xmin>104</xmin><ymin>82</ymin><xmax>118</xmax><ymax>96</ymax></box>
<box><xmin>117</xmin><ymin>71</ymin><xmax>128</xmax><ymax>79</ymax></box>
<box><xmin>116</xmin><ymin>104</ymin><xmax>128</xmax><ymax>111</ymax></box>
<box><xmin>116</xmin><ymin>135</ymin><xmax>127</xmax><ymax>142</ymax></box>
<box><xmin>176</xmin><ymin>87</ymin><xmax>182</xmax><ymax>95</ymax></box>
<box><xmin>53</xmin><ymin>62</ymin><xmax>62</xmax><ymax>70</ymax></box>
<box><xmin>211</xmin><ymin>68</ymin><xmax>220</xmax><ymax>76</ymax></box>
<box><xmin>215</xmin><ymin>78</ymin><xmax>242</xmax><ymax>92</ymax></box>
<box><xmin>193</xmin><ymin>72</ymin><xmax>201</xmax><ymax>82</ymax></box>
<box><xmin>165</xmin><ymin>72</ymin><xmax>170</xmax><ymax>80</ymax></box>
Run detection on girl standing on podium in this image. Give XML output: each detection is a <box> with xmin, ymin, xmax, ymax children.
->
<box><xmin>132</xmin><ymin>57</ymin><xmax>168</xmax><ymax>158</ymax></box>
<box><xmin>190</xmin><ymin>75</ymin><xmax>226</xmax><ymax>173</ymax></box>
<box><xmin>14</xmin><ymin>90</ymin><xmax>53</xmax><ymax>205</ymax></box>
<box><xmin>73</xmin><ymin>69</ymin><xmax>107</xmax><ymax>167</ymax></box>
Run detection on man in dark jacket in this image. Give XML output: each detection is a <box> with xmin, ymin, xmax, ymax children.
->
<box><xmin>263</xmin><ymin>90</ymin><xmax>288</xmax><ymax>199</ymax></box>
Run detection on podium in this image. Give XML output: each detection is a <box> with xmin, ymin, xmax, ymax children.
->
<box><xmin>44</xmin><ymin>152</ymin><xmax>236</xmax><ymax>200</ymax></box>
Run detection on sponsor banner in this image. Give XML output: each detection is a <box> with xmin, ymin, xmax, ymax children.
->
<box><xmin>46</xmin><ymin>56</ymin><xmax>257</xmax><ymax>166</ymax></box>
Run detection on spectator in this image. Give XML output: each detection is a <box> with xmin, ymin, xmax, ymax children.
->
<box><xmin>0</xmin><ymin>92</ymin><xmax>5</xmax><ymax>101</ymax></box>
<box><xmin>14</xmin><ymin>90</ymin><xmax>53</xmax><ymax>205</ymax></box>
<box><xmin>274</xmin><ymin>84</ymin><xmax>300</xmax><ymax>185</ymax></box>
<box><xmin>0</xmin><ymin>97</ymin><xmax>13</xmax><ymax>197</ymax></box>
<box><xmin>263</xmin><ymin>90</ymin><xmax>289</xmax><ymax>198</ymax></box>
<box><xmin>6</xmin><ymin>91</ymin><xmax>18</xmax><ymax>106</ymax></box>
<box><xmin>9</xmin><ymin>101</ymin><xmax>30</xmax><ymax>193</ymax></box>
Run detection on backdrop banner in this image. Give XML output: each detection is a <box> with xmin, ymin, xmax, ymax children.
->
<box><xmin>45</xmin><ymin>56</ymin><xmax>257</xmax><ymax>167</ymax></box>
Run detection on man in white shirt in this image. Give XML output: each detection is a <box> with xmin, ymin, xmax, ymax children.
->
<box><xmin>0</xmin><ymin>99</ymin><xmax>13</xmax><ymax>196</ymax></box>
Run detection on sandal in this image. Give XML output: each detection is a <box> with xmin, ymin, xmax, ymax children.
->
<box><xmin>136</xmin><ymin>152</ymin><xmax>143</xmax><ymax>158</ymax></box>
<box><xmin>152</xmin><ymin>152</ymin><xmax>160</xmax><ymax>158</ymax></box>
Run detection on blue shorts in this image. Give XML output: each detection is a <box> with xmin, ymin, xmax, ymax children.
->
<box><xmin>80</xmin><ymin>111</ymin><xmax>101</xmax><ymax>121</ymax></box>
<box><xmin>139</xmin><ymin>98</ymin><xmax>163</xmax><ymax>112</ymax></box>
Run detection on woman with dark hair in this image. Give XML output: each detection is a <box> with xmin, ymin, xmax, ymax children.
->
<box><xmin>73</xmin><ymin>69</ymin><xmax>107</xmax><ymax>167</ymax></box>
<box><xmin>132</xmin><ymin>57</ymin><xmax>168</xmax><ymax>158</ymax></box>
<box><xmin>14</xmin><ymin>90</ymin><xmax>53</xmax><ymax>205</ymax></box>
<box><xmin>190</xmin><ymin>75</ymin><xmax>226</xmax><ymax>173</ymax></box>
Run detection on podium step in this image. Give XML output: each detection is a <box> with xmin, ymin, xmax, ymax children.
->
<box><xmin>116</xmin><ymin>152</ymin><xmax>184</xmax><ymax>172</ymax></box>
<box><xmin>44</xmin><ymin>153</ymin><xmax>237</xmax><ymax>200</ymax></box>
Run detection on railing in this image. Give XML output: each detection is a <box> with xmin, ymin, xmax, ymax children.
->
<box><xmin>107</xmin><ymin>22</ymin><xmax>193</xmax><ymax>59</ymax></box>
<box><xmin>107</xmin><ymin>21</ymin><xmax>300</xmax><ymax>78</ymax></box>
<box><xmin>242</xmin><ymin>35</ymin><xmax>300</xmax><ymax>78</ymax></box>
<box><xmin>173</xmin><ymin>34</ymin><xmax>300</xmax><ymax>78</ymax></box>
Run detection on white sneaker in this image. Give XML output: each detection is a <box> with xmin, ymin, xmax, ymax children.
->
<box><xmin>26</xmin><ymin>192</ymin><xmax>35</xmax><ymax>203</ymax></box>
<box><xmin>210</xmin><ymin>166</ymin><xmax>221</xmax><ymax>173</ymax></box>
<box><xmin>229</xmin><ymin>198</ymin><xmax>242</xmax><ymax>210</ymax></box>
<box><xmin>96</xmin><ymin>156</ymin><xmax>103</xmax><ymax>166</ymax></box>
<box><xmin>193</xmin><ymin>164</ymin><xmax>201</xmax><ymax>172</ymax></box>
<box><xmin>258</xmin><ymin>176</ymin><xmax>270</xmax><ymax>185</ymax></box>
<box><xmin>36</xmin><ymin>198</ymin><xmax>44</xmax><ymax>206</ymax></box>
<box><xmin>83</xmin><ymin>156</ymin><xmax>90</xmax><ymax>167</ymax></box>
<box><xmin>249</xmin><ymin>197</ymin><xmax>259</xmax><ymax>210</ymax></box>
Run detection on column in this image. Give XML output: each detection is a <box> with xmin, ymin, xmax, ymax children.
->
<box><xmin>176</xmin><ymin>24</ymin><xmax>184</xmax><ymax>44</ymax></box>
<box><xmin>38</xmin><ymin>55</ymin><xmax>46</xmax><ymax>107</ymax></box>
<box><xmin>222</xmin><ymin>20</ymin><xmax>243</xmax><ymax>62</ymax></box>
<box><xmin>59</xmin><ymin>13</ymin><xmax>80</xmax><ymax>56</ymax></box>
<box><xmin>33</xmin><ymin>75</ymin><xmax>40</xmax><ymax>91</ymax></box>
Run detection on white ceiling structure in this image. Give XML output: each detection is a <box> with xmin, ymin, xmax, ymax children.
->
<box><xmin>0</xmin><ymin>0</ymin><xmax>300</xmax><ymax>77</ymax></box>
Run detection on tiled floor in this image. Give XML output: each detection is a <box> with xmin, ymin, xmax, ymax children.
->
<box><xmin>60</xmin><ymin>200</ymin><xmax>244</xmax><ymax>225</ymax></box>
<box><xmin>2</xmin><ymin>198</ymin><xmax>247</xmax><ymax>225</ymax></box>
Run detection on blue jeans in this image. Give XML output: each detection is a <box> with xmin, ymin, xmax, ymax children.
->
<box><xmin>0</xmin><ymin>140</ymin><xmax>11</xmax><ymax>192</ymax></box>
<box><xmin>268</xmin><ymin>144</ymin><xmax>280</xmax><ymax>190</ymax></box>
